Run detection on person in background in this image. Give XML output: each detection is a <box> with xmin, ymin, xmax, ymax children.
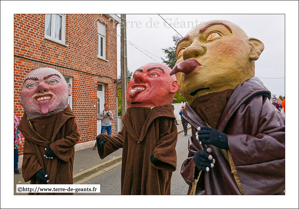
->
<box><xmin>281</xmin><ymin>96</ymin><xmax>285</xmax><ymax>112</ymax></box>
<box><xmin>14</xmin><ymin>114</ymin><xmax>24</xmax><ymax>174</ymax></box>
<box><xmin>179</xmin><ymin>105</ymin><xmax>188</xmax><ymax>136</ymax></box>
<box><xmin>272</xmin><ymin>98</ymin><xmax>280</xmax><ymax>111</ymax></box>
<box><xmin>93</xmin><ymin>103</ymin><xmax>113</xmax><ymax>150</ymax></box>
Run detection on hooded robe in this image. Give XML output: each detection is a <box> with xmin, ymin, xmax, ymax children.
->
<box><xmin>97</xmin><ymin>104</ymin><xmax>178</xmax><ymax>195</ymax></box>
<box><xmin>180</xmin><ymin>77</ymin><xmax>285</xmax><ymax>195</ymax></box>
<box><xmin>18</xmin><ymin>105</ymin><xmax>80</xmax><ymax>195</ymax></box>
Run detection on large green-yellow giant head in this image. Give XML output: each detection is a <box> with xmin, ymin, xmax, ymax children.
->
<box><xmin>170</xmin><ymin>20</ymin><xmax>264</xmax><ymax>103</ymax></box>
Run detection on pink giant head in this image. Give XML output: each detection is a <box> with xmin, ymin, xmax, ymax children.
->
<box><xmin>20</xmin><ymin>68</ymin><xmax>71</xmax><ymax>119</ymax></box>
<box><xmin>127</xmin><ymin>63</ymin><xmax>178</xmax><ymax>108</ymax></box>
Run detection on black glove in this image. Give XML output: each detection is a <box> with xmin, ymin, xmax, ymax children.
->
<box><xmin>197</xmin><ymin>126</ymin><xmax>229</xmax><ymax>150</ymax></box>
<box><xmin>44</xmin><ymin>146</ymin><xmax>55</xmax><ymax>159</ymax></box>
<box><xmin>193</xmin><ymin>149</ymin><xmax>215</xmax><ymax>172</ymax></box>
<box><xmin>150</xmin><ymin>154</ymin><xmax>161</xmax><ymax>165</ymax></box>
<box><xmin>96</xmin><ymin>136</ymin><xmax>106</xmax><ymax>148</ymax></box>
<box><xmin>35</xmin><ymin>169</ymin><xmax>49</xmax><ymax>183</ymax></box>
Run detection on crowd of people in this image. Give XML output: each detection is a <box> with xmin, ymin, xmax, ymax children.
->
<box><xmin>271</xmin><ymin>96</ymin><xmax>285</xmax><ymax>115</ymax></box>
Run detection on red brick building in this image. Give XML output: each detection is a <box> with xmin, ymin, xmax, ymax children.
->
<box><xmin>14</xmin><ymin>14</ymin><xmax>120</xmax><ymax>153</ymax></box>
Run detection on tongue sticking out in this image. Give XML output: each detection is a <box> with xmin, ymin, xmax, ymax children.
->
<box><xmin>129</xmin><ymin>88</ymin><xmax>144</xmax><ymax>98</ymax></box>
<box><xmin>38</xmin><ymin>100</ymin><xmax>50</xmax><ymax>114</ymax></box>
<box><xmin>170</xmin><ymin>58</ymin><xmax>201</xmax><ymax>76</ymax></box>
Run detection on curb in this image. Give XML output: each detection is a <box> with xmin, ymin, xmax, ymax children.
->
<box><xmin>73</xmin><ymin>128</ymin><xmax>191</xmax><ymax>183</ymax></box>
<box><xmin>73</xmin><ymin>155</ymin><xmax>122</xmax><ymax>183</ymax></box>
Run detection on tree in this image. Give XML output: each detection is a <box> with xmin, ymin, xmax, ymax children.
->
<box><xmin>161</xmin><ymin>35</ymin><xmax>186</xmax><ymax>103</ymax></box>
<box><xmin>161</xmin><ymin>35</ymin><xmax>181</xmax><ymax>69</ymax></box>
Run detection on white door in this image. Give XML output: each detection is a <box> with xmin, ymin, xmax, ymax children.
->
<box><xmin>97</xmin><ymin>84</ymin><xmax>105</xmax><ymax>135</ymax></box>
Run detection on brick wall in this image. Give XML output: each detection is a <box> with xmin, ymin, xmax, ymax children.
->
<box><xmin>14</xmin><ymin>14</ymin><xmax>118</xmax><ymax>154</ymax></box>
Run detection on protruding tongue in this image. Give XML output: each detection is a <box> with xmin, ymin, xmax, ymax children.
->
<box><xmin>170</xmin><ymin>58</ymin><xmax>201</xmax><ymax>76</ymax></box>
<box><xmin>129</xmin><ymin>88</ymin><xmax>144</xmax><ymax>98</ymax></box>
<box><xmin>38</xmin><ymin>100</ymin><xmax>50</xmax><ymax>114</ymax></box>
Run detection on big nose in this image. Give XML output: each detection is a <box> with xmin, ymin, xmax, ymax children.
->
<box><xmin>183</xmin><ymin>45</ymin><xmax>206</xmax><ymax>60</ymax></box>
<box><xmin>36</xmin><ymin>82</ymin><xmax>50</xmax><ymax>94</ymax></box>
<box><xmin>134</xmin><ymin>72</ymin><xmax>148</xmax><ymax>83</ymax></box>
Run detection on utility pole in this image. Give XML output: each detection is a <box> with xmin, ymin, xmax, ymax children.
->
<box><xmin>121</xmin><ymin>14</ymin><xmax>128</xmax><ymax>116</ymax></box>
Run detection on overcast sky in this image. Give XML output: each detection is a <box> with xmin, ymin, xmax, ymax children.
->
<box><xmin>116</xmin><ymin>14</ymin><xmax>285</xmax><ymax>97</ymax></box>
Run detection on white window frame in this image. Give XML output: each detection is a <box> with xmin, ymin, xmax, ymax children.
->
<box><xmin>97</xmin><ymin>22</ymin><xmax>106</xmax><ymax>60</ymax></box>
<box><xmin>64</xmin><ymin>76</ymin><xmax>73</xmax><ymax>109</ymax></box>
<box><xmin>44</xmin><ymin>14</ymin><xmax>66</xmax><ymax>46</ymax></box>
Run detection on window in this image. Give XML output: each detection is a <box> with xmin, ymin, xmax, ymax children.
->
<box><xmin>97</xmin><ymin>22</ymin><xmax>106</xmax><ymax>59</ymax></box>
<box><xmin>64</xmin><ymin>76</ymin><xmax>73</xmax><ymax>109</ymax></box>
<box><xmin>45</xmin><ymin>14</ymin><xmax>66</xmax><ymax>45</ymax></box>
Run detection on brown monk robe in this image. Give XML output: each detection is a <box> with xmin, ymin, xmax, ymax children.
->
<box><xmin>181</xmin><ymin>78</ymin><xmax>285</xmax><ymax>195</ymax></box>
<box><xmin>18</xmin><ymin>105</ymin><xmax>80</xmax><ymax>195</ymax></box>
<box><xmin>97</xmin><ymin>104</ymin><xmax>178</xmax><ymax>195</ymax></box>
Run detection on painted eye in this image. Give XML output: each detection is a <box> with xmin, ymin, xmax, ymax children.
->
<box><xmin>26</xmin><ymin>83</ymin><xmax>37</xmax><ymax>89</ymax></box>
<box><xmin>177</xmin><ymin>48</ymin><xmax>185</xmax><ymax>56</ymax></box>
<box><xmin>207</xmin><ymin>32</ymin><xmax>221</xmax><ymax>41</ymax></box>
<box><xmin>150</xmin><ymin>73</ymin><xmax>159</xmax><ymax>77</ymax></box>
<box><xmin>48</xmin><ymin>79</ymin><xmax>58</xmax><ymax>85</ymax></box>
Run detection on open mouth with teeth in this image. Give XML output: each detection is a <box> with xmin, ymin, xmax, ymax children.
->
<box><xmin>129</xmin><ymin>86</ymin><xmax>146</xmax><ymax>98</ymax></box>
<box><xmin>34</xmin><ymin>95</ymin><xmax>52</xmax><ymax>114</ymax></box>
<box><xmin>35</xmin><ymin>96</ymin><xmax>52</xmax><ymax>101</ymax></box>
<box><xmin>190</xmin><ymin>87</ymin><xmax>210</xmax><ymax>96</ymax></box>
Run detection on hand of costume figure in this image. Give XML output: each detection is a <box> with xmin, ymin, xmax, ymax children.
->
<box><xmin>150</xmin><ymin>154</ymin><xmax>161</xmax><ymax>165</ymax></box>
<box><xmin>193</xmin><ymin>148</ymin><xmax>215</xmax><ymax>172</ymax></box>
<box><xmin>197</xmin><ymin>126</ymin><xmax>229</xmax><ymax>150</ymax></box>
<box><xmin>96</xmin><ymin>136</ymin><xmax>106</xmax><ymax>148</ymax></box>
<box><xmin>106</xmin><ymin>112</ymin><xmax>110</xmax><ymax>117</ymax></box>
<box><xmin>44</xmin><ymin>146</ymin><xmax>55</xmax><ymax>159</ymax></box>
<box><xmin>36</xmin><ymin>169</ymin><xmax>49</xmax><ymax>183</ymax></box>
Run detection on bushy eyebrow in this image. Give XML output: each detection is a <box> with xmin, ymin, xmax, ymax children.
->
<box><xmin>177</xmin><ymin>35</ymin><xmax>190</xmax><ymax>46</ymax></box>
<box><xmin>23</xmin><ymin>77</ymin><xmax>38</xmax><ymax>84</ymax></box>
<box><xmin>199</xmin><ymin>22</ymin><xmax>232</xmax><ymax>33</ymax></box>
<box><xmin>43</xmin><ymin>73</ymin><xmax>61</xmax><ymax>80</ymax></box>
<box><xmin>135</xmin><ymin>69</ymin><xmax>143</xmax><ymax>72</ymax></box>
<box><xmin>147</xmin><ymin>67</ymin><xmax>165</xmax><ymax>74</ymax></box>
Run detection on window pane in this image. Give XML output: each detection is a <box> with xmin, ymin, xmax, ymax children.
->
<box><xmin>55</xmin><ymin>14</ymin><xmax>62</xmax><ymax>40</ymax></box>
<box><xmin>97</xmin><ymin>85</ymin><xmax>102</xmax><ymax>91</ymax></box>
<box><xmin>97</xmin><ymin>22</ymin><xmax>106</xmax><ymax>36</ymax></box>
<box><xmin>97</xmin><ymin>98</ymin><xmax>100</xmax><ymax>114</ymax></box>
<box><xmin>45</xmin><ymin>14</ymin><xmax>51</xmax><ymax>36</ymax></box>
<box><xmin>100</xmin><ymin>37</ymin><xmax>103</xmax><ymax>57</ymax></box>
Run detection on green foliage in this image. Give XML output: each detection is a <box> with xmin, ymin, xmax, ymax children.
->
<box><xmin>173</xmin><ymin>92</ymin><xmax>186</xmax><ymax>103</ymax></box>
<box><xmin>161</xmin><ymin>35</ymin><xmax>187</xmax><ymax>103</ymax></box>
<box><xmin>117</xmin><ymin>88</ymin><xmax>122</xmax><ymax>116</ymax></box>
<box><xmin>279</xmin><ymin>95</ymin><xmax>283</xmax><ymax>100</ymax></box>
<box><xmin>161</xmin><ymin>35</ymin><xmax>181</xmax><ymax>69</ymax></box>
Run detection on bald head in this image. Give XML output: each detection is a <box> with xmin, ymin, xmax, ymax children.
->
<box><xmin>21</xmin><ymin>68</ymin><xmax>71</xmax><ymax>119</ymax></box>
<box><xmin>171</xmin><ymin>20</ymin><xmax>264</xmax><ymax>103</ymax></box>
<box><xmin>127</xmin><ymin>63</ymin><xmax>178</xmax><ymax>107</ymax></box>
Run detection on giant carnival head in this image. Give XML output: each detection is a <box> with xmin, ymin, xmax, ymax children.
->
<box><xmin>20</xmin><ymin>68</ymin><xmax>72</xmax><ymax>119</ymax></box>
<box><xmin>127</xmin><ymin>63</ymin><xmax>178</xmax><ymax>107</ymax></box>
<box><xmin>170</xmin><ymin>20</ymin><xmax>264</xmax><ymax>103</ymax></box>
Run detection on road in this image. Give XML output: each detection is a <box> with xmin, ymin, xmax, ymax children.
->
<box><xmin>75</xmin><ymin>132</ymin><xmax>190</xmax><ymax>195</ymax></box>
